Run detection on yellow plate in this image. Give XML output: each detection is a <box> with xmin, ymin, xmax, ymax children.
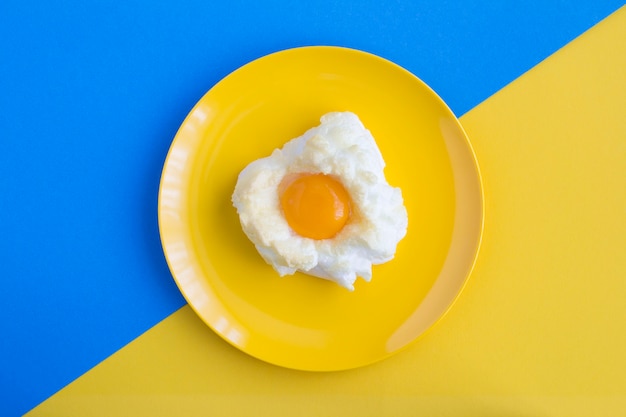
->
<box><xmin>158</xmin><ymin>46</ymin><xmax>483</xmax><ymax>371</ymax></box>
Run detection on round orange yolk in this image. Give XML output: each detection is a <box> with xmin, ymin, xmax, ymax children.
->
<box><xmin>279</xmin><ymin>173</ymin><xmax>351</xmax><ymax>240</ymax></box>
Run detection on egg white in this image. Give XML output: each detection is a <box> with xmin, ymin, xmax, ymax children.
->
<box><xmin>232</xmin><ymin>111</ymin><xmax>408</xmax><ymax>290</ymax></box>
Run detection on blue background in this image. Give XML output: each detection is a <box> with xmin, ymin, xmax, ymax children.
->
<box><xmin>1</xmin><ymin>1</ymin><xmax>623</xmax><ymax>415</ymax></box>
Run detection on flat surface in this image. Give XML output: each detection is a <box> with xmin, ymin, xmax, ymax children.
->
<box><xmin>1</xmin><ymin>1</ymin><xmax>625</xmax><ymax>416</ymax></box>
<box><xmin>158</xmin><ymin>46</ymin><xmax>483</xmax><ymax>371</ymax></box>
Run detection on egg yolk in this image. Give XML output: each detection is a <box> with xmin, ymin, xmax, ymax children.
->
<box><xmin>279</xmin><ymin>173</ymin><xmax>351</xmax><ymax>240</ymax></box>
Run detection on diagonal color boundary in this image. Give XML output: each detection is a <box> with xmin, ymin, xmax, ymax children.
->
<box><xmin>27</xmin><ymin>6</ymin><xmax>626</xmax><ymax>417</ymax></box>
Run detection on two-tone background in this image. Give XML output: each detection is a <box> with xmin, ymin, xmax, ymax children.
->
<box><xmin>1</xmin><ymin>1</ymin><xmax>625</xmax><ymax>416</ymax></box>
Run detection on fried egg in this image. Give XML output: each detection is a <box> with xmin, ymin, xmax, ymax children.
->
<box><xmin>232</xmin><ymin>111</ymin><xmax>408</xmax><ymax>290</ymax></box>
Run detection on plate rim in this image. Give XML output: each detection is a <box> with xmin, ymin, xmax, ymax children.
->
<box><xmin>157</xmin><ymin>45</ymin><xmax>485</xmax><ymax>371</ymax></box>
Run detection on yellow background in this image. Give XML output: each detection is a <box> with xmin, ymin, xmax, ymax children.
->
<box><xmin>29</xmin><ymin>6</ymin><xmax>626</xmax><ymax>416</ymax></box>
